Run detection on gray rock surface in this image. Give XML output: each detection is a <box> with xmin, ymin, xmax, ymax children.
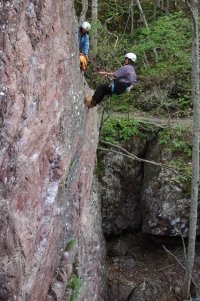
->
<box><xmin>142</xmin><ymin>139</ymin><xmax>194</xmax><ymax>236</ymax></box>
<box><xmin>100</xmin><ymin>137</ymin><xmax>146</xmax><ymax>236</ymax></box>
<box><xmin>99</xmin><ymin>135</ymin><xmax>199</xmax><ymax>236</ymax></box>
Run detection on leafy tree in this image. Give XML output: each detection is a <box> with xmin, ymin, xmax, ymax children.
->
<box><xmin>133</xmin><ymin>11</ymin><xmax>192</xmax><ymax>86</ymax></box>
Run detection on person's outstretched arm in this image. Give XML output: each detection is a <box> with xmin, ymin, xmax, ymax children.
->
<box><xmin>98</xmin><ymin>71</ymin><xmax>115</xmax><ymax>77</ymax></box>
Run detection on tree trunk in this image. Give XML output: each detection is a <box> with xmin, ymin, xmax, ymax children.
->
<box><xmin>166</xmin><ymin>0</ymin><xmax>170</xmax><ymax>15</ymax></box>
<box><xmin>91</xmin><ymin>0</ymin><xmax>98</xmax><ymax>52</ymax></box>
<box><xmin>153</xmin><ymin>0</ymin><xmax>158</xmax><ymax>24</ymax></box>
<box><xmin>182</xmin><ymin>0</ymin><xmax>200</xmax><ymax>299</ymax></box>
<box><xmin>79</xmin><ymin>0</ymin><xmax>88</xmax><ymax>25</ymax></box>
<box><xmin>130</xmin><ymin>0</ymin><xmax>134</xmax><ymax>34</ymax></box>
<box><xmin>135</xmin><ymin>0</ymin><xmax>158</xmax><ymax>63</ymax></box>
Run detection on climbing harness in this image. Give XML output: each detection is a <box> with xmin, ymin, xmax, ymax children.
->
<box><xmin>109</xmin><ymin>80</ymin><xmax>130</xmax><ymax>95</ymax></box>
<box><xmin>110</xmin><ymin>82</ymin><xmax>115</xmax><ymax>93</ymax></box>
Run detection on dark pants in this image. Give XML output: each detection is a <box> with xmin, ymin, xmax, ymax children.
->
<box><xmin>92</xmin><ymin>83</ymin><xmax>112</xmax><ymax>104</ymax></box>
<box><xmin>92</xmin><ymin>81</ymin><xmax>128</xmax><ymax>105</ymax></box>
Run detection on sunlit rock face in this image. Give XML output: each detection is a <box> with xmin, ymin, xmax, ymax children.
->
<box><xmin>0</xmin><ymin>1</ymin><xmax>106</xmax><ymax>300</ymax></box>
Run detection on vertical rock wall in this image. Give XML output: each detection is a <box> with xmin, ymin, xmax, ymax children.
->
<box><xmin>0</xmin><ymin>1</ymin><xmax>106</xmax><ymax>300</ymax></box>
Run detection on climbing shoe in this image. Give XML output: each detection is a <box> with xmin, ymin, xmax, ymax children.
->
<box><xmin>85</xmin><ymin>96</ymin><xmax>95</xmax><ymax>108</ymax></box>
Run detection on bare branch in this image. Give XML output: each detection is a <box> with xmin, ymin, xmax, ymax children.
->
<box><xmin>98</xmin><ymin>140</ymin><xmax>191</xmax><ymax>178</ymax></box>
<box><xmin>174</xmin><ymin>227</ymin><xmax>187</xmax><ymax>262</ymax></box>
<box><xmin>79</xmin><ymin>0</ymin><xmax>88</xmax><ymax>24</ymax></box>
<box><xmin>158</xmin><ymin>264</ymin><xmax>175</xmax><ymax>272</ymax></box>
<box><xmin>106</xmin><ymin>30</ymin><xmax>119</xmax><ymax>50</ymax></box>
<box><xmin>162</xmin><ymin>245</ymin><xmax>185</xmax><ymax>271</ymax></box>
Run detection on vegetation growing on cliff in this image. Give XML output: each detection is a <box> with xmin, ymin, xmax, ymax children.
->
<box><xmin>66</xmin><ymin>274</ymin><xmax>82</xmax><ymax>301</ymax></box>
<box><xmin>99</xmin><ymin>115</ymin><xmax>192</xmax><ymax>175</ymax></box>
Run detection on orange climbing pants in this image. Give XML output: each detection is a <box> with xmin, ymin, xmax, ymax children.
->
<box><xmin>80</xmin><ymin>54</ymin><xmax>87</xmax><ymax>71</ymax></box>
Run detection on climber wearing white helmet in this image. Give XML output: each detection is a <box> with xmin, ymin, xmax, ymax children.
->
<box><xmin>78</xmin><ymin>21</ymin><xmax>91</xmax><ymax>61</ymax></box>
<box><xmin>85</xmin><ymin>52</ymin><xmax>137</xmax><ymax>108</ymax></box>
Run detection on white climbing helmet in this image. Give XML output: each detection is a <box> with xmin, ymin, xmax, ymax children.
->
<box><xmin>82</xmin><ymin>22</ymin><xmax>91</xmax><ymax>32</ymax></box>
<box><xmin>124</xmin><ymin>53</ymin><xmax>137</xmax><ymax>62</ymax></box>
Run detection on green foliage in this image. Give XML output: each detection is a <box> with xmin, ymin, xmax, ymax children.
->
<box><xmin>171</xmin><ymin>138</ymin><xmax>191</xmax><ymax>156</ymax></box>
<box><xmin>101</xmin><ymin>116</ymin><xmax>140</xmax><ymax>142</ymax></box>
<box><xmin>118</xmin><ymin>118</ymin><xmax>139</xmax><ymax>140</ymax></box>
<box><xmin>169</xmin><ymin>158</ymin><xmax>191</xmax><ymax>176</ymax></box>
<box><xmin>66</xmin><ymin>239</ymin><xmax>77</xmax><ymax>251</ymax></box>
<box><xmin>132</xmin><ymin>12</ymin><xmax>192</xmax><ymax>108</ymax></box>
<box><xmin>98</xmin><ymin>0</ymin><xmax>133</xmax><ymax>32</ymax></box>
<box><xmin>100</xmin><ymin>117</ymin><xmax>118</xmax><ymax>144</ymax></box>
<box><xmin>158</xmin><ymin>125</ymin><xmax>191</xmax><ymax>149</ymax></box>
<box><xmin>158</xmin><ymin>125</ymin><xmax>192</xmax><ymax>173</ymax></box>
<box><xmin>66</xmin><ymin>275</ymin><xmax>82</xmax><ymax>301</ymax></box>
<box><xmin>109</xmin><ymin>92</ymin><xmax>139</xmax><ymax>113</ymax></box>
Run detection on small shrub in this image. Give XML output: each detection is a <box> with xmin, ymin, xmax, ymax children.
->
<box><xmin>66</xmin><ymin>239</ymin><xmax>77</xmax><ymax>251</ymax></box>
<box><xmin>66</xmin><ymin>275</ymin><xmax>82</xmax><ymax>301</ymax></box>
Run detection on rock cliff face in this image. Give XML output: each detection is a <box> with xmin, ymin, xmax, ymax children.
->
<box><xmin>0</xmin><ymin>1</ymin><xmax>106</xmax><ymax>300</ymax></box>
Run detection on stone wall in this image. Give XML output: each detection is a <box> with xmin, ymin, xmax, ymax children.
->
<box><xmin>0</xmin><ymin>1</ymin><xmax>106</xmax><ymax>300</ymax></box>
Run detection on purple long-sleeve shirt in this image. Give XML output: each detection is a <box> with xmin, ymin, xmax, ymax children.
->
<box><xmin>114</xmin><ymin>64</ymin><xmax>137</xmax><ymax>86</ymax></box>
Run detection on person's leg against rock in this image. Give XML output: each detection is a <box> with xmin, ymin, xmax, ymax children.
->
<box><xmin>85</xmin><ymin>95</ymin><xmax>95</xmax><ymax>108</ymax></box>
<box><xmin>85</xmin><ymin>83</ymin><xmax>111</xmax><ymax>108</ymax></box>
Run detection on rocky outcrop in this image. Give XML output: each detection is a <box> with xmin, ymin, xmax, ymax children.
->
<box><xmin>100</xmin><ymin>137</ymin><xmax>146</xmax><ymax>236</ymax></box>
<box><xmin>141</xmin><ymin>140</ymin><xmax>194</xmax><ymax>236</ymax></box>
<box><xmin>99</xmin><ymin>133</ymin><xmax>199</xmax><ymax>237</ymax></box>
<box><xmin>0</xmin><ymin>1</ymin><xmax>106</xmax><ymax>300</ymax></box>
